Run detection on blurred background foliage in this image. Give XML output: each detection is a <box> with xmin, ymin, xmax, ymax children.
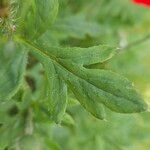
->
<box><xmin>0</xmin><ymin>0</ymin><xmax>150</xmax><ymax>149</ymax></box>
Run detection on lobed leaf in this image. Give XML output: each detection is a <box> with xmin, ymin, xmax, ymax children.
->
<box><xmin>35</xmin><ymin>43</ymin><xmax>116</xmax><ymax>66</ymax></box>
<box><xmin>31</xmin><ymin>50</ymin><xmax>67</xmax><ymax>123</ymax></box>
<box><xmin>20</xmin><ymin>39</ymin><xmax>148</xmax><ymax>120</ymax></box>
<box><xmin>56</xmin><ymin>60</ymin><xmax>148</xmax><ymax>113</ymax></box>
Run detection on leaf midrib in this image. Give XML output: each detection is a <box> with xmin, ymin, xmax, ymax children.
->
<box><xmin>21</xmin><ymin>39</ymin><xmax>141</xmax><ymax>107</ymax></box>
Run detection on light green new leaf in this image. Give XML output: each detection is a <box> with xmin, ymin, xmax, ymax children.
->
<box><xmin>17</xmin><ymin>0</ymin><xmax>59</xmax><ymax>39</ymax></box>
<box><xmin>0</xmin><ymin>41</ymin><xmax>27</xmax><ymax>101</ymax></box>
<box><xmin>21</xmin><ymin>40</ymin><xmax>148</xmax><ymax>120</ymax></box>
<box><xmin>61</xmin><ymin>113</ymin><xmax>75</xmax><ymax>127</ymax></box>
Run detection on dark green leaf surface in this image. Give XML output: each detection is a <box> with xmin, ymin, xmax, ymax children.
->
<box><xmin>27</xmin><ymin>44</ymin><xmax>67</xmax><ymax>123</ymax></box>
<box><xmin>21</xmin><ymin>40</ymin><xmax>148</xmax><ymax>120</ymax></box>
<box><xmin>57</xmin><ymin>60</ymin><xmax>147</xmax><ymax>113</ymax></box>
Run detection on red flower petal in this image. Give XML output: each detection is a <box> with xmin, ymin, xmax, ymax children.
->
<box><xmin>133</xmin><ymin>0</ymin><xmax>150</xmax><ymax>7</ymax></box>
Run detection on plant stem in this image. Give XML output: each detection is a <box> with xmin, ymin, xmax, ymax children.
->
<box><xmin>120</xmin><ymin>33</ymin><xmax>150</xmax><ymax>50</ymax></box>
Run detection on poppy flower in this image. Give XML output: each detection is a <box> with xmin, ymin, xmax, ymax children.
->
<box><xmin>132</xmin><ymin>0</ymin><xmax>150</xmax><ymax>7</ymax></box>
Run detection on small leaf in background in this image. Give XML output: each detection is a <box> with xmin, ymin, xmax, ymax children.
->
<box><xmin>0</xmin><ymin>41</ymin><xmax>27</xmax><ymax>101</ymax></box>
<box><xmin>17</xmin><ymin>0</ymin><xmax>59</xmax><ymax>39</ymax></box>
<box><xmin>52</xmin><ymin>14</ymin><xmax>101</xmax><ymax>39</ymax></box>
<box><xmin>61</xmin><ymin>113</ymin><xmax>75</xmax><ymax>127</ymax></box>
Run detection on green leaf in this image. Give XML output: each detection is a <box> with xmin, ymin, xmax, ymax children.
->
<box><xmin>57</xmin><ymin>60</ymin><xmax>147</xmax><ymax>113</ymax></box>
<box><xmin>68</xmin><ymin>97</ymin><xmax>106</xmax><ymax>120</ymax></box>
<box><xmin>52</xmin><ymin>14</ymin><xmax>101</xmax><ymax>39</ymax></box>
<box><xmin>30</xmin><ymin>51</ymin><xmax>67</xmax><ymax>123</ymax></box>
<box><xmin>35</xmin><ymin>43</ymin><xmax>116</xmax><ymax>66</ymax></box>
<box><xmin>20</xmin><ymin>39</ymin><xmax>148</xmax><ymax>120</ymax></box>
<box><xmin>61</xmin><ymin>113</ymin><xmax>75</xmax><ymax>127</ymax></box>
<box><xmin>0</xmin><ymin>41</ymin><xmax>27</xmax><ymax>101</ymax></box>
<box><xmin>18</xmin><ymin>0</ymin><xmax>59</xmax><ymax>39</ymax></box>
<box><xmin>43</xmin><ymin>59</ymin><xmax>67</xmax><ymax>123</ymax></box>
